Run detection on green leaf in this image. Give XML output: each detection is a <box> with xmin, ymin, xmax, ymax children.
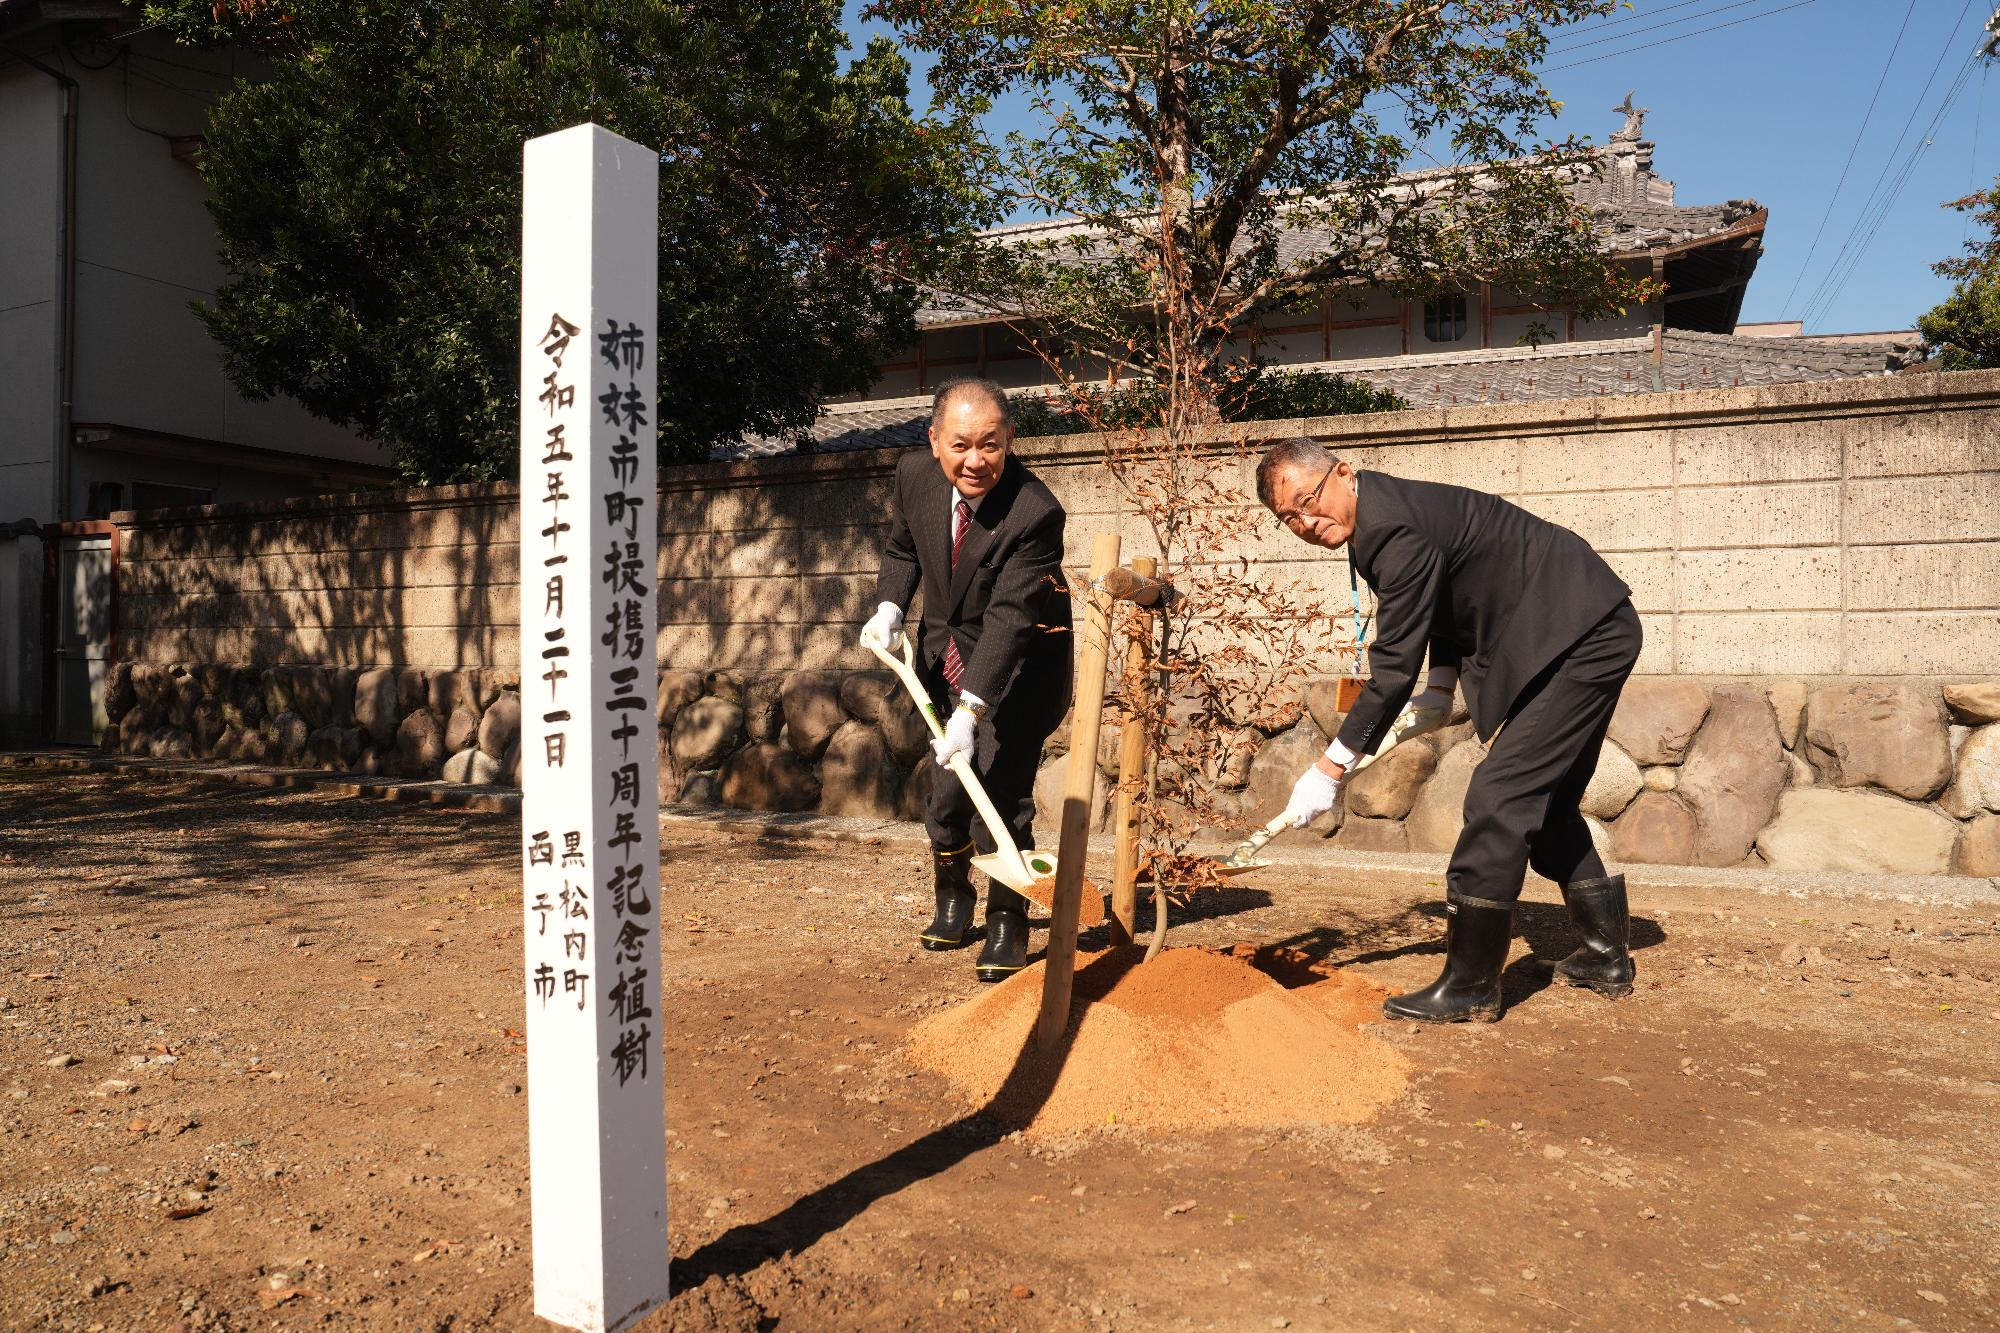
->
<box><xmin>154</xmin><ymin>0</ymin><xmax>986</xmax><ymax>479</ymax></box>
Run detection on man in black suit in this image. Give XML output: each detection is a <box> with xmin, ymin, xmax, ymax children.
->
<box><xmin>1256</xmin><ymin>437</ymin><xmax>1642</xmax><ymax>1023</ymax></box>
<box><xmin>863</xmin><ymin>378</ymin><xmax>1073</xmax><ymax>982</ymax></box>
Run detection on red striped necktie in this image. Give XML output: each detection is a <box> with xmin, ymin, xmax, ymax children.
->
<box><xmin>943</xmin><ymin>497</ymin><xmax>971</xmax><ymax>686</ymax></box>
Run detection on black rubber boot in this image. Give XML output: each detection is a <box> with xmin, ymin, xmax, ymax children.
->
<box><xmin>974</xmin><ymin>882</ymin><xmax>1030</xmax><ymax>983</ymax></box>
<box><xmin>920</xmin><ymin>842</ymin><xmax>977</xmax><ymax>951</ymax></box>
<box><xmin>1552</xmin><ymin>874</ymin><xmax>1635</xmax><ymax>998</ymax></box>
<box><xmin>1382</xmin><ymin>891</ymin><xmax>1514</xmax><ymax>1024</ymax></box>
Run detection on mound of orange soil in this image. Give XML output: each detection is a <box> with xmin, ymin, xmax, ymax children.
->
<box><xmin>905</xmin><ymin>945</ymin><xmax>1408</xmax><ymax>1136</ymax></box>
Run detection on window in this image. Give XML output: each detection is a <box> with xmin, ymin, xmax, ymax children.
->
<box><xmin>130</xmin><ymin>481</ymin><xmax>215</xmax><ymax>513</ymax></box>
<box><xmin>85</xmin><ymin>482</ymin><xmax>124</xmax><ymax>519</ymax></box>
<box><xmin>1423</xmin><ymin>293</ymin><xmax>1468</xmax><ymax>344</ymax></box>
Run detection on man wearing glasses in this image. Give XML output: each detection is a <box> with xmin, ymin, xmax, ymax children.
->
<box><xmin>1255</xmin><ymin>438</ymin><xmax>1642</xmax><ymax>1024</ymax></box>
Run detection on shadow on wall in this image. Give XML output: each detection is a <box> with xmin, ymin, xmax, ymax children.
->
<box><xmin>106</xmin><ymin>484</ymin><xmax>522</xmax><ymax>781</ymax></box>
<box><xmin>654</xmin><ymin>459</ymin><xmax>899</xmax><ymax>676</ymax></box>
<box><xmin>115</xmin><ymin>483</ymin><xmax>519</xmax><ymax>675</ymax></box>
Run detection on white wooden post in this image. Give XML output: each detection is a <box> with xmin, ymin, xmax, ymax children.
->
<box><xmin>517</xmin><ymin>122</ymin><xmax>666</xmax><ymax>1333</ymax></box>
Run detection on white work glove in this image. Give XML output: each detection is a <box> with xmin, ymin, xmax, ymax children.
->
<box><xmin>1281</xmin><ymin>763</ymin><xmax>1342</xmax><ymax>829</ymax></box>
<box><xmin>931</xmin><ymin>705</ymin><xmax>978</xmax><ymax>769</ymax></box>
<box><xmin>859</xmin><ymin>601</ymin><xmax>904</xmax><ymax>651</ymax></box>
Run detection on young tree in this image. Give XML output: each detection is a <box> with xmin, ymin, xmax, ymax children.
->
<box><xmin>870</xmin><ymin>0</ymin><xmax>1654</xmax><ymax>926</ymax></box>
<box><xmin>872</xmin><ymin>0</ymin><xmax>1649</xmax><ymax>421</ymax></box>
<box><xmin>1918</xmin><ymin>180</ymin><xmax>2000</xmax><ymax>371</ymax></box>
<box><xmin>148</xmin><ymin>0</ymin><xmax>986</xmax><ymax>480</ymax></box>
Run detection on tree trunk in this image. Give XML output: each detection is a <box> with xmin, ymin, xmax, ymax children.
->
<box><xmin>1152</xmin><ymin>18</ymin><xmax>1213</xmax><ymax>435</ymax></box>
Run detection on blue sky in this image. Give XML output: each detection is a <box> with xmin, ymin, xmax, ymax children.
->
<box><xmin>844</xmin><ymin>0</ymin><xmax>1999</xmax><ymax>335</ymax></box>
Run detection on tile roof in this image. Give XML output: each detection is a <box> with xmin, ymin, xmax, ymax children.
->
<box><xmin>724</xmin><ymin>330</ymin><xmax>1903</xmax><ymax>460</ymax></box>
<box><xmin>1321</xmin><ymin>329</ymin><xmax>1905</xmax><ymax>409</ymax></box>
<box><xmin>918</xmin><ymin>134</ymin><xmax>1759</xmax><ymax>329</ymax></box>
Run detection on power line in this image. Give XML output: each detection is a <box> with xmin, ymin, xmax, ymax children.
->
<box><xmin>1777</xmin><ymin>0</ymin><xmax>1920</xmax><ymax>314</ymax></box>
<box><xmin>1796</xmin><ymin>0</ymin><xmax>1982</xmax><ymax>326</ymax></box>
<box><xmin>1973</xmin><ymin>65</ymin><xmax>1990</xmax><ymax>246</ymax></box>
<box><xmin>1548</xmin><ymin>0</ymin><xmax>1721</xmax><ymax>45</ymax></box>
<box><xmin>1801</xmin><ymin>48</ymin><xmax>1983</xmax><ymax>328</ymax></box>
<box><xmin>1548</xmin><ymin>0</ymin><xmax>1776</xmax><ymax>57</ymax></box>
<box><xmin>1808</xmin><ymin>63</ymin><xmax>1976</xmax><ymax>326</ymax></box>
<box><xmin>1795</xmin><ymin>2</ymin><xmax>1977</xmax><ymax>323</ymax></box>
<box><xmin>1543</xmin><ymin>0</ymin><xmax>1821</xmax><ymax>73</ymax></box>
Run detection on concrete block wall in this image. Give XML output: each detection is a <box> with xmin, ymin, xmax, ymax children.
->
<box><xmin>1289</xmin><ymin>370</ymin><xmax>2000</xmax><ymax>680</ymax></box>
<box><xmin>109</xmin><ymin>369</ymin><xmax>2000</xmax><ymax>682</ymax></box>
<box><xmin>118</xmin><ymin>486</ymin><xmax>519</xmax><ymax>670</ymax></box>
<box><xmin>648</xmin><ymin>368</ymin><xmax>2000</xmax><ymax>682</ymax></box>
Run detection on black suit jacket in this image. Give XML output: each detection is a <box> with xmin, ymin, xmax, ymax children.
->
<box><xmin>1337</xmin><ymin>470</ymin><xmax>1631</xmax><ymax>754</ymax></box>
<box><xmin>873</xmin><ymin>450</ymin><xmax>1073</xmax><ymax>717</ymax></box>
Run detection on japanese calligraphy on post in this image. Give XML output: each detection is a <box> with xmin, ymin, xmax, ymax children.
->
<box><xmin>516</xmin><ymin>123</ymin><xmax>666</xmax><ymax>1333</ymax></box>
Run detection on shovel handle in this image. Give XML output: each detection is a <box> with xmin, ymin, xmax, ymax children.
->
<box><xmin>864</xmin><ymin>633</ymin><xmax>947</xmax><ymax>741</ymax></box>
<box><xmin>865</xmin><ymin>634</ymin><xmax>1036</xmax><ymax>884</ymax></box>
<box><xmin>1228</xmin><ymin>812</ymin><xmax>1293</xmax><ymax>865</ymax></box>
<box><xmin>946</xmin><ymin>754</ymin><xmax>1035</xmax><ymax>883</ymax></box>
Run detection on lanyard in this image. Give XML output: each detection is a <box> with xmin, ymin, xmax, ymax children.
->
<box><xmin>1346</xmin><ymin>471</ymin><xmax>1369</xmax><ymax>667</ymax></box>
<box><xmin>1348</xmin><ymin>548</ymin><xmax>1368</xmax><ymax>669</ymax></box>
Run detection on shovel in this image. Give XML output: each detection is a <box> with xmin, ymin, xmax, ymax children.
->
<box><xmin>1214</xmin><ymin>743</ymin><xmax>1371</xmax><ymax>874</ymax></box>
<box><xmin>1218</xmin><ymin>812</ymin><xmax>1291</xmax><ymax>872</ymax></box>
<box><xmin>865</xmin><ymin>634</ymin><xmax>1102</xmax><ymax>924</ymax></box>
<box><xmin>1216</xmin><ymin>700</ymin><xmax>1451</xmax><ymax>871</ymax></box>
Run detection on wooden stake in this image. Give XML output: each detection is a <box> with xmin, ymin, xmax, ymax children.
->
<box><xmin>1108</xmin><ymin>555</ymin><xmax>1156</xmax><ymax>947</ymax></box>
<box><xmin>1037</xmin><ymin>531</ymin><xmax>1121</xmax><ymax>1053</ymax></box>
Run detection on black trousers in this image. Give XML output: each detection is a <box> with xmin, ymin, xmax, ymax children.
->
<box><xmin>1450</xmin><ymin>599</ymin><xmax>1643</xmax><ymax>904</ymax></box>
<box><xmin>920</xmin><ymin>667</ymin><xmax>1064</xmax><ymax>859</ymax></box>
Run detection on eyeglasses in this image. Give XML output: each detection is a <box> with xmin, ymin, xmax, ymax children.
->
<box><xmin>1275</xmin><ymin>461</ymin><xmax>1335</xmax><ymax>531</ymax></box>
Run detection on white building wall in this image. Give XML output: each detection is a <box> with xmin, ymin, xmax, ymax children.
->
<box><xmin>65</xmin><ymin>35</ymin><xmax>387</xmax><ymax>474</ymax></box>
<box><xmin>1328</xmin><ymin>288</ymin><xmax>1404</xmax><ymax>360</ymax></box>
<box><xmin>884</xmin><ymin>281</ymin><xmax>1672</xmax><ymax>402</ymax></box>
<box><xmin>2</xmin><ymin>33</ymin><xmax>391</xmax><ymax>530</ymax></box>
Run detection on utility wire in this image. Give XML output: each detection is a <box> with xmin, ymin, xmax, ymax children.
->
<box><xmin>1809</xmin><ymin>58</ymin><xmax>1979</xmax><ymax>324</ymax></box>
<box><xmin>1792</xmin><ymin>0</ymin><xmax>1976</xmax><ymax>312</ymax></box>
<box><xmin>1543</xmin><ymin>0</ymin><xmax>1821</xmax><ymax>73</ymax></box>
<box><xmin>1802</xmin><ymin>49</ymin><xmax>1982</xmax><ymax>327</ymax></box>
<box><xmin>1801</xmin><ymin>89</ymin><xmax>1955</xmax><ymax>326</ymax></box>
<box><xmin>1777</xmin><ymin>0</ymin><xmax>1921</xmax><ymax>314</ymax></box>
<box><xmin>1546</xmin><ymin>0</ymin><xmax>1721</xmax><ymax>45</ymax></box>
<box><xmin>1548</xmin><ymin>0</ymin><xmax>1774</xmax><ymax>57</ymax></box>
<box><xmin>1796</xmin><ymin>1</ymin><xmax>1981</xmax><ymax>325</ymax></box>
<box><xmin>1971</xmin><ymin>63</ymin><xmax>1990</xmax><ymax>240</ymax></box>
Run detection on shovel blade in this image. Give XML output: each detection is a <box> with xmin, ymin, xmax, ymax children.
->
<box><xmin>1135</xmin><ymin>855</ymin><xmax>1268</xmax><ymax>889</ymax></box>
<box><xmin>972</xmin><ymin>849</ymin><xmax>1050</xmax><ymax>892</ymax></box>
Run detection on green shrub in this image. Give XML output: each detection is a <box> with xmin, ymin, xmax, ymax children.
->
<box><xmin>1012</xmin><ymin>368</ymin><xmax>1406</xmax><ymax>436</ymax></box>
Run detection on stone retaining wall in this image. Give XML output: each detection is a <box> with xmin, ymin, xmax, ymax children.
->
<box><xmin>100</xmin><ymin>658</ymin><xmax>2000</xmax><ymax>878</ymax></box>
<box><xmin>1285</xmin><ymin>676</ymin><xmax>2000</xmax><ymax>879</ymax></box>
<box><xmin>113</xmin><ymin>368</ymin><xmax>2000</xmax><ymax>678</ymax></box>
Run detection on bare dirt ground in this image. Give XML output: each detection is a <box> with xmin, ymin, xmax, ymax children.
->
<box><xmin>2</xmin><ymin>762</ymin><xmax>1997</xmax><ymax>1332</ymax></box>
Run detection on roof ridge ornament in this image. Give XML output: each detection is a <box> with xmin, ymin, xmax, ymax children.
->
<box><xmin>1611</xmin><ymin>92</ymin><xmax>1649</xmax><ymax>144</ymax></box>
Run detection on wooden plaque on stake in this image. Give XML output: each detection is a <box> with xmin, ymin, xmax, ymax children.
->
<box><xmin>518</xmin><ymin>122</ymin><xmax>668</xmax><ymax>1333</ymax></box>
